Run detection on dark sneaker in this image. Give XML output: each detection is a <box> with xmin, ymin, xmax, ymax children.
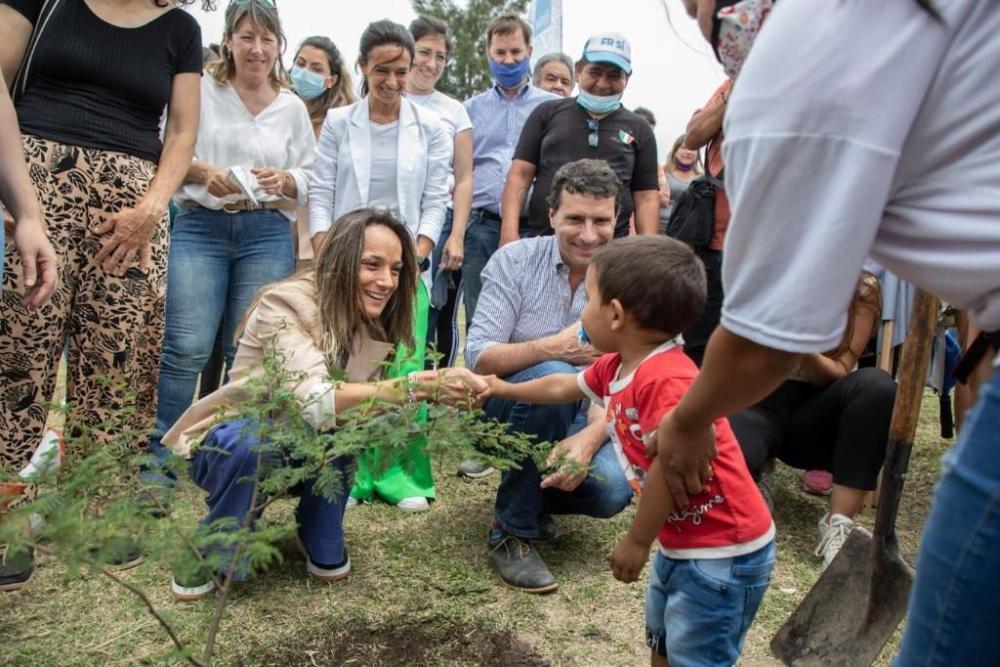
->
<box><xmin>457</xmin><ymin>460</ymin><xmax>495</xmax><ymax>479</ymax></box>
<box><xmin>134</xmin><ymin>489</ymin><xmax>171</xmax><ymax>519</ymax></box>
<box><xmin>488</xmin><ymin>533</ymin><xmax>557</xmax><ymax>594</ymax></box>
<box><xmin>90</xmin><ymin>538</ymin><xmax>143</xmax><ymax>571</ymax></box>
<box><xmin>0</xmin><ymin>546</ymin><xmax>33</xmax><ymax>592</ymax></box>
<box><xmin>171</xmin><ymin>567</ymin><xmax>219</xmax><ymax>601</ymax></box>
<box><xmin>297</xmin><ymin>538</ymin><xmax>350</xmax><ymax>582</ymax></box>
<box><xmin>537</xmin><ymin>514</ymin><xmax>558</xmax><ymax>542</ymax></box>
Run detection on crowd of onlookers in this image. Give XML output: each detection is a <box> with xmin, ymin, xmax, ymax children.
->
<box><xmin>1</xmin><ymin>1</ymin><xmax>998</xmax><ymax>665</ymax></box>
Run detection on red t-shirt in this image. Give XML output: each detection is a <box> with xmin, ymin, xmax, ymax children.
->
<box><xmin>579</xmin><ymin>342</ymin><xmax>774</xmax><ymax>558</ymax></box>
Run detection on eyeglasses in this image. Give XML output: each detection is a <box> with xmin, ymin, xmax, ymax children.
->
<box><xmin>415</xmin><ymin>47</ymin><xmax>451</xmax><ymax>66</ymax></box>
<box><xmin>587</xmin><ymin>118</ymin><xmax>599</xmax><ymax>148</ymax></box>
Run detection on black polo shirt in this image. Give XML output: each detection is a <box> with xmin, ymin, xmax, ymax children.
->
<box><xmin>514</xmin><ymin>97</ymin><xmax>659</xmax><ymax>237</ymax></box>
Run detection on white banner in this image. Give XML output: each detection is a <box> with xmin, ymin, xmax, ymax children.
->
<box><xmin>530</xmin><ymin>0</ymin><xmax>564</xmax><ymax>62</ymax></box>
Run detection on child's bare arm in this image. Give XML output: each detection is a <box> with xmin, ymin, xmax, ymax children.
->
<box><xmin>487</xmin><ymin>373</ymin><xmax>585</xmax><ymax>405</ymax></box>
<box><xmin>611</xmin><ymin>457</ymin><xmax>676</xmax><ymax>583</ymax></box>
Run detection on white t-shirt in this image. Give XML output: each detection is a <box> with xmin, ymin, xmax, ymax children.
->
<box><xmin>368</xmin><ymin>120</ymin><xmax>399</xmax><ymax>211</ymax></box>
<box><xmin>407</xmin><ymin>89</ymin><xmax>472</xmax><ymax>194</ymax></box>
<box><xmin>721</xmin><ymin>0</ymin><xmax>1000</xmax><ymax>354</ymax></box>
<box><xmin>175</xmin><ymin>78</ymin><xmax>316</xmax><ymax>221</ymax></box>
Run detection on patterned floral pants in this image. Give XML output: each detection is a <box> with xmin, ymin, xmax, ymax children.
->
<box><xmin>0</xmin><ymin>136</ymin><xmax>169</xmax><ymax>474</ymax></box>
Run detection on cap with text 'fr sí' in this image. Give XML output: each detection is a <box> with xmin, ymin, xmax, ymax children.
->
<box><xmin>581</xmin><ymin>32</ymin><xmax>632</xmax><ymax>74</ymax></box>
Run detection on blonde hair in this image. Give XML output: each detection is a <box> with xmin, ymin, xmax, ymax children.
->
<box><xmin>665</xmin><ymin>134</ymin><xmax>703</xmax><ymax>176</ymax></box>
<box><xmin>209</xmin><ymin>0</ymin><xmax>289</xmax><ymax>89</ymax></box>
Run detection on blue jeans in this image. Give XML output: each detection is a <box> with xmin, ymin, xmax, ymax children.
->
<box><xmin>646</xmin><ymin>541</ymin><xmax>776</xmax><ymax>666</ymax></box>
<box><xmin>488</xmin><ymin>360</ymin><xmax>633</xmax><ymax>539</ymax></box>
<box><xmin>149</xmin><ymin>206</ymin><xmax>294</xmax><ymax>473</ymax></box>
<box><xmin>427</xmin><ymin>208</ymin><xmax>461</xmax><ymax>368</ymax></box>
<box><xmin>190</xmin><ymin>419</ymin><xmax>352</xmax><ymax>576</ymax></box>
<box><xmin>895</xmin><ymin>366</ymin><xmax>1000</xmax><ymax>665</ymax></box>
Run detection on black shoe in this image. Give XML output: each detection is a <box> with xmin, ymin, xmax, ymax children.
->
<box><xmin>134</xmin><ymin>489</ymin><xmax>171</xmax><ymax>519</ymax></box>
<box><xmin>488</xmin><ymin>533</ymin><xmax>557</xmax><ymax>594</ymax></box>
<box><xmin>537</xmin><ymin>515</ymin><xmax>558</xmax><ymax>542</ymax></box>
<box><xmin>90</xmin><ymin>538</ymin><xmax>143</xmax><ymax>571</ymax></box>
<box><xmin>0</xmin><ymin>546</ymin><xmax>34</xmax><ymax>592</ymax></box>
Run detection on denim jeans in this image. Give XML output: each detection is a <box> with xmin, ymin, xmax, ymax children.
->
<box><xmin>148</xmin><ymin>206</ymin><xmax>294</xmax><ymax>472</ymax></box>
<box><xmin>190</xmin><ymin>419</ymin><xmax>352</xmax><ymax>577</ymax></box>
<box><xmin>427</xmin><ymin>208</ymin><xmax>461</xmax><ymax>368</ymax></box>
<box><xmin>895</xmin><ymin>366</ymin><xmax>1000</xmax><ymax>665</ymax></box>
<box><xmin>488</xmin><ymin>360</ymin><xmax>633</xmax><ymax>539</ymax></box>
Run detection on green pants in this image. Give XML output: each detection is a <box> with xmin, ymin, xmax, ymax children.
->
<box><xmin>351</xmin><ymin>280</ymin><xmax>434</xmax><ymax>504</ymax></box>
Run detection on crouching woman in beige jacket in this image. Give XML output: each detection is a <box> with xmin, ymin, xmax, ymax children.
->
<box><xmin>161</xmin><ymin>208</ymin><xmax>487</xmax><ymax>600</ymax></box>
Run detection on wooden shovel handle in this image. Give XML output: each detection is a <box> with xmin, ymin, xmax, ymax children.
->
<box><xmin>872</xmin><ymin>290</ymin><xmax>938</xmax><ymax>546</ymax></box>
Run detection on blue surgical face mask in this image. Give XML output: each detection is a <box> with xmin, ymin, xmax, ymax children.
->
<box><xmin>577</xmin><ymin>89</ymin><xmax>622</xmax><ymax>115</ymax></box>
<box><xmin>489</xmin><ymin>57</ymin><xmax>530</xmax><ymax>89</ymax></box>
<box><xmin>291</xmin><ymin>66</ymin><xmax>329</xmax><ymax>101</ymax></box>
<box><xmin>578</xmin><ymin>324</ymin><xmax>592</xmax><ymax>347</ymax></box>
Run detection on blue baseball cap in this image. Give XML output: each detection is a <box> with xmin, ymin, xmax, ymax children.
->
<box><xmin>581</xmin><ymin>32</ymin><xmax>632</xmax><ymax>75</ymax></box>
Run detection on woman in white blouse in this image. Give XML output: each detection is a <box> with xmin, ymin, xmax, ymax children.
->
<box><xmin>308</xmin><ymin>19</ymin><xmax>451</xmax><ymax>512</ymax></box>
<box><xmin>149</xmin><ymin>0</ymin><xmax>315</xmax><ymax>467</ymax></box>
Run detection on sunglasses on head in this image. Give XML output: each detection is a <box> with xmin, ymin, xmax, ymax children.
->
<box><xmin>229</xmin><ymin>0</ymin><xmax>275</xmax><ymax>8</ymax></box>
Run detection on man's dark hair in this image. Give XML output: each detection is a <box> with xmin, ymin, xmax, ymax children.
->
<box><xmin>547</xmin><ymin>159</ymin><xmax>622</xmax><ymax>214</ymax></box>
<box><xmin>633</xmin><ymin>106</ymin><xmax>656</xmax><ymax>127</ymax></box>
<box><xmin>410</xmin><ymin>14</ymin><xmax>453</xmax><ymax>55</ymax></box>
<box><xmin>591</xmin><ymin>236</ymin><xmax>707</xmax><ymax>336</ymax></box>
<box><xmin>486</xmin><ymin>12</ymin><xmax>532</xmax><ymax>47</ymax></box>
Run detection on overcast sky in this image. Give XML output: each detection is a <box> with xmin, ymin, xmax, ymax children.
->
<box><xmin>188</xmin><ymin>0</ymin><xmax>725</xmax><ymax>159</ymax></box>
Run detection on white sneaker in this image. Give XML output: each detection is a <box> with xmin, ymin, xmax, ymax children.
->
<box><xmin>396</xmin><ymin>496</ymin><xmax>430</xmax><ymax>512</ymax></box>
<box><xmin>815</xmin><ymin>512</ymin><xmax>855</xmax><ymax>569</ymax></box>
<box><xmin>344</xmin><ymin>496</ymin><xmax>359</xmax><ymax>510</ymax></box>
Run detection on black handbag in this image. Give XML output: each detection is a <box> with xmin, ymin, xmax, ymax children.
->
<box><xmin>665</xmin><ymin>149</ymin><xmax>724</xmax><ymax>247</ymax></box>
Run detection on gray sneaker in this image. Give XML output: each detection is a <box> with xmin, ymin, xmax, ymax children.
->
<box><xmin>458</xmin><ymin>459</ymin><xmax>495</xmax><ymax>479</ymax></box>
<box><xmin>488</xmin><ymin>533</ymin><xmax>557</xmax><ymax>594</ymax></box>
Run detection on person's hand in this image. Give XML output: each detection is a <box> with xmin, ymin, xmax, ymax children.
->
<box><xmin>540</xmin><ymin>429</ymin><xmax>595</xmax><ymax>492</ymax></box>
<box><xmin>93</xmin><ymin>201</ymin><xmax>165</xmax><ymax>277</ymax></box>
<box><xmin>204</xmin><ymin>165</ymin><xmax>241</xmax><ymax>198</ymax></box>
<box><xmin>545</xmin><ymin>323</ymin><xmax>602</xmax><ymax>366</ymax></box>
<box><xmin>252</xmin><ymin>167</ymin><xmax>291</xmax><ymax>197</ymax></box>
<box><xmin>433</xmin><ymin>367</ymin><xmax>490</xmax><ymax>406</ymax></box>
<box><xmin>13</xmin><ymin>216</ymin><xmax>58</xmax><ymax>308</ymax></box>
<box><xmin>611</xmin><ymin>532</ymin><xmax>651</xmax><ymax>583</ymax></box>
<box><xmin>499</xmin><ymin>225</ymin><xmax>520</xmax><ymax>248</ymax></box>
<box><xmin>655</xmin><ymin>410</ymin><xmax>717</xmax><ymax>508</ymax></box>
<box><xmin>442</xmin><ymin>233</ymin><xmax>464</xmax><ymax>270</ymax></box>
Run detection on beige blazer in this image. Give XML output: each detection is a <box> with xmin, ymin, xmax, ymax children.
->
<box><xmin>163</xmin><ymin>275</ymin><xmax>395</xmax><ymax>458</ymax></box>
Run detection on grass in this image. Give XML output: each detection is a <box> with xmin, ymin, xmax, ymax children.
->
<box><xmin>2</xmin><ymin>388</ymin><xmax>951</xmax><ymax>666</ymax></box>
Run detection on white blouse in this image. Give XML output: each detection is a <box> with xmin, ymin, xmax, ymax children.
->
<box><xmin>175</xmin><ymin>77</ymin><xmax>316</xmax><ymax>221</ymax></box>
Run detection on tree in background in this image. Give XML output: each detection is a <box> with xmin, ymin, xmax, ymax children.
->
<box><xmin>411</xmin><ymin>0</ymin><xmax>530</xmax><ymax>101</ymax></box>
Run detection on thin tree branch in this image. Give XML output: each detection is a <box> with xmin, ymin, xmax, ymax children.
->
<box><xmin>99</xmin><ymin>566</ymin><xmax>204</xmax><ymax>667</ymax></box>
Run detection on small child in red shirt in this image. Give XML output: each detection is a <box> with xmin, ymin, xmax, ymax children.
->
<box><xmin>486</xmin><ymin>236</ymin><xmax>774</xmax><ymax>667</ymax></box>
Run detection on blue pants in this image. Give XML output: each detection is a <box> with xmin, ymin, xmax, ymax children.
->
<box><xmin>190</xmin><ymin>420</ymin><xmax>352</xmax><ymax>574</ymax></box>
<box><xmin>488</xmin><ymin>361</ymin><xmax>633</xmax><ymax>539</ymax></box>
<box><xmin>895</xmin><ymin>366</ymin><xmax>1000</xmax><ymax>665</ymax></box>
<box><xmin>427</xmin><ymin>208</ymin><xmax>461</xmax><ymax>368</ymax></box>
<box><xmin>461</xmin><ymin>210</ymin><xmax>539</xmax><ymax>328</ymax></box>
<box><xmin>148</xmin><ymin>206</ymin><xmax>294</xmax><ymax>472</ymax></box>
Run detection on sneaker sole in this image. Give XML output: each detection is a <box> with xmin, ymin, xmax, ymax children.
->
<box><xmin>107</xmin><ymin>555</ymin><xmax>144</xmax><ymax>572</ymax></box>
<box><xmin>0</xmin><ymin>571</ymin><xmax>33</xmax><ymax>592</ymax></box>
<box><xmin>496</xmin><ymin>577</ymin><xmax>558</xmax><ymax>594</ymax></box>
<box><xmin>297</xmin><ymin>539</ymin><xmax>350</xmax><ymax>582</ymax></box>
<box><xmin>802</xmin><ymin>482</ymin><xmax>833</xmax><ymax>496</ymax></box>
<box><xmin>171</xmin><ymin>578</ymin><xmax>217</xmax><ymax>601</ymax></box>
<box><xmin>458</xmin><ymin>467</ymin><xmax>496</xmax><ymax>480</ymax></box>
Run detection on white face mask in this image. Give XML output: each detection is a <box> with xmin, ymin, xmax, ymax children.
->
<box><xmin>712</xmin><ymin>0</ymin><xmax>774</xmax><ymax>80</ymax></box>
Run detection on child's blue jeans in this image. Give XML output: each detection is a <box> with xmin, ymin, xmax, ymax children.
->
<box><xmin>645</xmin><ymin>540</ymin><xmax>776</xmax><ymax>666</ymax></box>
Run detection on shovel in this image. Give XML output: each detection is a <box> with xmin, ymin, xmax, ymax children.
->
<box><xmin>771</xmin><ymin>290</ymin><xmax>939</xmax><ymax>666</ymax></box>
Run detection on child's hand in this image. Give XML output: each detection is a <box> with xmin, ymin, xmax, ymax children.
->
<box><xmin>611</xmin><ymin>533</ymin><xmax>651</xmax><ymax>583</ymax></box>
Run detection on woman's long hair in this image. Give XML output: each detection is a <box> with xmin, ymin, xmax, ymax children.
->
<box><xmin>827</xmin><ymin>271</ymin><xmax>882</xmax><ymax>360</ymax></box>
<box><xmin>208</xmin><ymin>0</ymin><xmax>289</xmax><ymax>89</ymax></box>
<box><xmin>313</xmin><ymin>209</ymin><xmax>417</xmax><ymax>367</ymax></box>
<box><xmin>295</xmin><ymin>36</ymin><xmax>356</xmax><ymax>127</ymax></box>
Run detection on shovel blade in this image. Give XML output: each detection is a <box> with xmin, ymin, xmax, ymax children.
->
<box><xmin>771</xmin><ymin>527</ymin><xmax>914</xmax><ymax>666</ymax></box>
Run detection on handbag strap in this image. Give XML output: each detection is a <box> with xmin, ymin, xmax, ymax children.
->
<box><xmin>702</xmin><ymin>144</ymin><xmax>725</xmax><ymax>189</ymax></box>
<box><xmin>11</xmin><ymin>0</ymin><xmax>63</xmax><ymax>104</ymax></box>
